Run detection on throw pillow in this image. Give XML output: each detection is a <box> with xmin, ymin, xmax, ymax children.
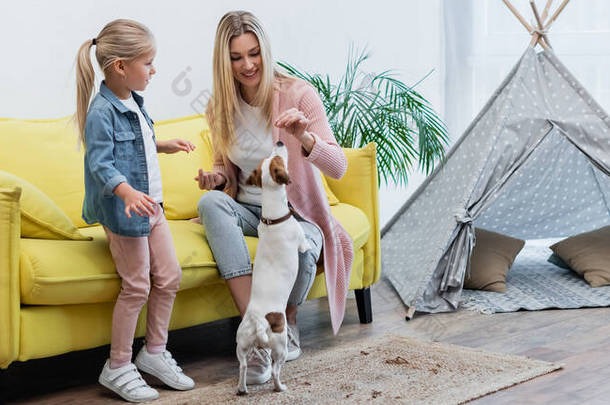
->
<box><xmin>550</xmin><ymin>226</ymin><xmax>610</xmax><ymax>287</ymax></box>
<box><xmin>547</xmin><ymin>253</ymin><xmax>570</xmax><ymax>269</ymax></box>
<box><xmin>0</xmin><ymin>170</ymin><xmax>91</xmax><ymax>240</ymax></box>
<box><xmin>464</xmin><ymin>228</ymin><xmax>525</xmax><ymax>293</ymax></box>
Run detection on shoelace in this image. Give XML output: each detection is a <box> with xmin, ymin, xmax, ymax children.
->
<box><xmin>162</xmin><ymin>351</ymin><xmax>183</xmax><ymax>373</ymax></box>
<box><xmin>287</xmin><ymin>325</ymin><xmax>299</xmax><ymax>348</ymax></box>
<box><xmin>247</xmin><ymin>348</ymin><xmax>270</xmax><ymax>365</ymax></box>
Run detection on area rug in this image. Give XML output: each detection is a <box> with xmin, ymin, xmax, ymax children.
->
<box><xmin>461</xmin><ymin>239</ymin><xmax>610</xmax><ymax>314</ymax></box>
<box><xmin>157</xmin><ymin>334</ymin><xmax>561</xmax><ymax>405</ymax></box>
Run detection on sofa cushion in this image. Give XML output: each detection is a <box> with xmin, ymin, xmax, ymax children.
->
<box><xmin>0</xmin><ymin>115</ymin><xmax>215</xmax><ymax>226</ymax></box>
<box><xmin>20</xmin><ymin>203</ymin><xmax>370</xmax><ymax>305</ymax></box>
<box><xmin>0</xmin><ymin>117</ymin><xmax>89</xmax><ymax>227</ymax></box>
<box><xmin>155</xmin><ymin>115</ymin><xmax>214</xmax><ymax>220</ymax></box>
<box><xmin>20</xmin><ymin>221</ymin><xmax>226</xmax><ymax>305</ymax></box>
<box><xmin>0</xmin><ymin>171</ymin><xmax>90</xmax><ymax>241</ymax></box>
<box><xmin>329</xmin><ymin>203</ymin><xmax>370</xmax><ymax>250</ymax></box>
<box><xmin>320</xmin><ymin>174</ymin><xmax>339</xmax><ymax>206</ymax></box>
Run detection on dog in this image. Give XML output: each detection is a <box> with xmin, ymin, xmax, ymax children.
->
<box><xmin>235</xmin><ymin>141</ymin><xmax>311</xmax><ymax>395</ymax></box>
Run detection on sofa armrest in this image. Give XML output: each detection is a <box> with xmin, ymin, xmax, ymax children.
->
<box><xmin>0</xmin><ymin>187</ymin><xmax>21</xmax><ymax>369</ymax></box>
<box><xmin>325</xmin><ymin>143</ymin><xmax>380</xmax><ymax>287</ymax></box>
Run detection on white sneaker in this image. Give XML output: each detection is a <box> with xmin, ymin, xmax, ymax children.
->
<box><xmin>134</xmin><ymin>348</ymin><xmax>195</xmax><ymax>391</ymax></box>
<box><xmin>98</xmin><ymin>360</ymin><xmax>159</xmax><ymax>403</ymax></box>
<box><xmin>286</xmin><ymin>323</ymin><xmax>302</xmax><ymax>361</ymax></box>
<box><xmin>246</xmin><ymin>348</ymin><xmax>272</xmax><ymax>384</ymax></box>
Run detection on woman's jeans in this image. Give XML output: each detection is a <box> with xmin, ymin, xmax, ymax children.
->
<box><xmin>198</xmin><ymin>190</ymin><xmax>323</xmax><ymax>306</ymax></box>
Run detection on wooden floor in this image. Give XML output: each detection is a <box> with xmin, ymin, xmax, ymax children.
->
<box><xmin>2</xmin><ymin>276</ymin><xmax>610</xmax><ymax>404</ymax></box>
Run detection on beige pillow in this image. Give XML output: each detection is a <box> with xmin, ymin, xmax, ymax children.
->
<box><xmin>550</xmin><ymin>226</ymin><xmax>610</xmax><ymax>287</ymax></box>
<box><xmin>464</xmin><ymin>228</ymin><xmax>525</xmax><ymax>293</ymax></box>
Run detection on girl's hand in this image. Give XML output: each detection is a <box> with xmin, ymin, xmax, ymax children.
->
<box><xmin>194</xmin><ymin>169</ymin><xmax>226</xmax><ymax>190</ymax></box>
<box><xmin>114</xmin><ymin>182</ymin><xmax>156</xmax><ymax>218</ymax></box>
<box><xmin>158</xmin><ymin>139</ymin><xmax>196</xmax><ymax>154</ymax></box>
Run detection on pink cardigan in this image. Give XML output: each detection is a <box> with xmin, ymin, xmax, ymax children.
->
<box><xmin>211</xmin><ymin>78</ymin><xmax>354</xmax><ymax>334</ymax></box>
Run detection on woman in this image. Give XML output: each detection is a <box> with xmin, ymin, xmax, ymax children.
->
<box><xmin>195</xmin><ymin>10</ymin><xmax>353</xmax><ymax>384</ymax></box>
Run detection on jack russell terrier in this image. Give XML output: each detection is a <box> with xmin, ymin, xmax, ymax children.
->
<box><xmin>235</xmin><ymin>141</ymin><xmax>311</xmax><ymax>395</ymax></box>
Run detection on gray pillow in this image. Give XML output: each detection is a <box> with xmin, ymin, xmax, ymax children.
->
<box><xmin>547</xmin><ymin>253</ymin><xmax>570</xmax><ymax>269</ymax></box>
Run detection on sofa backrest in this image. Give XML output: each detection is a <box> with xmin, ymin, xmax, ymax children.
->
<box><xmin>0</xmin><ymin>115</ymin><xmax>213</xmax><ymax>227</ymax></box>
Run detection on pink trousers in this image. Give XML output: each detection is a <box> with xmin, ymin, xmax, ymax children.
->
<box><xmin>103</xmin><ymin>203</ymin><xmax>181</xmax><ymax>365</ymax></box>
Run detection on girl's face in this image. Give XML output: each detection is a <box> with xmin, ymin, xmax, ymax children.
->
<box><xmin>229</xmin><ymin>33</ymin><xmax>262</xmax><ymax>92</ymax></box>
<box><xmin>123</xmin><ymin>49</ymin><xmax>157</xmax><ymax>92</ymax></box>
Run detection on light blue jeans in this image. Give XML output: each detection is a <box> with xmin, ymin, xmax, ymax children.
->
<box><xmin>197</xmin><ymin>190</ymin><xmax>323</xmax><ymax>306</ymax></box>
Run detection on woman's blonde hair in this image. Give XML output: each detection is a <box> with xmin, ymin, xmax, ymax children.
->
<box><xmin>210</xmin><ymin>11</ymin><xmax>291</xmax><ymax>156</ymax></box>
<box><xmin>75</xmin><ymin>19</ymin><xmax>155</xmax><ymax>147</ymax></box>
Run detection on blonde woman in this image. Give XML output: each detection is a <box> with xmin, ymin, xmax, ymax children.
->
<box><xmin>195</xmin><ymin>11</ymin><xmax>354</xmax><ymax>384</ymax></box>
<box><xmin>76</xmin><ymin>19</ymin><xmax>195</xmax><ymax>402</ymax></box>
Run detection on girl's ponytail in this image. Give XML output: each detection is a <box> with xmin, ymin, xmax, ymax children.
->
<box><xmin>74</xmin><ymin>19</ymin><xmax>155</xmax><ymax>149</ymax></box>
<box><xmin>75</xmin><ymin>39</ymin><xmax>95</xmax><ymax>148</ymax></box>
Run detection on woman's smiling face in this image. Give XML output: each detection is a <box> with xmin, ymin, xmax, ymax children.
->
<box><xmin>230</xmin><ymin>32</ymin><xmax>262</xmax><ymax>93</ymax></box>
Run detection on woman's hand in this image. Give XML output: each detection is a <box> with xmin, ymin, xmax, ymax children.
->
<box><xmin>194</xmin><ymin>169</ymin><xmax>226</xmax><ymax>190</ymax></box>
<box><xmin>157</xmin><ymin>139</ymin><xmax>196</xmax><ymax>154</ymax></box>
<box><xmin>275</xmin><ymin>108</ymin><xmax>315</xmax><ymax>153</ymax></box>
<box><xmin>114</xmin><ymin>182</ymin><xmax>156</xmax><ymax>218</ymax></box>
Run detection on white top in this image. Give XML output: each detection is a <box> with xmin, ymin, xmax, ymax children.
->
<box><xmin>227</xmin><ymin>95</ymin><xmax>273</xmax><ymax>206</ymax></box>
<box><xmin>120</xmin><ymin>95</ymin><xmax>163</xmax><ymax>203</ymax></box>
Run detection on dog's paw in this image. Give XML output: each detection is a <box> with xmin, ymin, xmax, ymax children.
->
<box><xmin>237</xmin><ymin>389</ymin><xmax>248</xmax><ymax>396</ymax></box>
<box><xmin>274</xmin><ymin>383</ymin><xmax>287</xmax><ymax>392</ymax></box>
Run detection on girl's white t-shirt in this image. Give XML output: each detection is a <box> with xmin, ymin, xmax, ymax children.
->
<box><xmin>227</xmin><ymin>96</ymin><xmax>273</xmax><ymax>206</ymax></box>
<box><xmin>120</xmin><ymin>95</ymin><xmax>164</xmax><ymax>203</ymax></box>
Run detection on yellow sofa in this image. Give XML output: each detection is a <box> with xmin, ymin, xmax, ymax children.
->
<box><xmin>0</xmin><ymin>114</ymin><xmax>380</xmax><ymax>369</ymax></box>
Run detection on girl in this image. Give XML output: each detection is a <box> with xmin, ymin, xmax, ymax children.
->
<box><xmin>195</xmin><ymin>11</ymin><xmax>353</xmax><ymax>384</ymax></box>
<box><xmin>76</xmin><ymin>19</ymin><xmax>195</xmax><ymax>402</ymax></box>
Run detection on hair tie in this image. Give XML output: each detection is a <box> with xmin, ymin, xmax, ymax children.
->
<box><xmin>92</xmin><ymin>38</ymin><xmax>96</xmax><ymax>46</ymax></box>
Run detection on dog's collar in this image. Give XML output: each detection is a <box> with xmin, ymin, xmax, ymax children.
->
<box><xmin>260</xmin><ymin>208</ymin><xmax>295</xmax><ymax>226</ymax></box>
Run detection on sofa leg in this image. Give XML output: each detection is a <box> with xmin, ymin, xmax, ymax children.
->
<box><xmin>355</xmin><ymin>287</ymin><xmax>373</xmax><ymax>324</ymax></box>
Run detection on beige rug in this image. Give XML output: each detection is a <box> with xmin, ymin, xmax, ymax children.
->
<box><xmin>158</xmin><ymin>334</ymin><xmax>562</xmax><ymax>405</ymax></box>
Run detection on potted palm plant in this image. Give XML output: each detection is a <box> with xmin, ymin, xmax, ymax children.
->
<box><xmin>278</xmin><ymin>48</ymin><xmax>449</xmax><ymax>186</ymax></box>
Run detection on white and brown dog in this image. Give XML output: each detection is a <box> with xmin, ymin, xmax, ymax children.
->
<box><xmin>235</xmin><ymin>141</ymin><xmax>311</xmax><ymax>395</ymax></box>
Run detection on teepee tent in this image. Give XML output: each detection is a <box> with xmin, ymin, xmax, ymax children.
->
<box><xmin>382</xmin><ymin>0</ymin><xmax>610</xmax><ymax>318</ymax></box>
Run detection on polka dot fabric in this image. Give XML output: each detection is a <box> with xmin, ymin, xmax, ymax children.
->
<box><xmin>383</xmin><ymin>47</ymin><xmax>610</xmax><ymax>313</ymax></box>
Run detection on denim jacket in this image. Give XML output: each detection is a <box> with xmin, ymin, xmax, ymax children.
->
<box><xmin>82</xmin><ymin>82</ymin><xmax>156</xmax><ymax>237</ymax></box>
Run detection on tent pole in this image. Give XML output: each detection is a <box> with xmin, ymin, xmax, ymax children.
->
<box><xmin>405</xmin><ymin>306</ymin><xmax>416</xmax><ymax>321</ymax></box>
<box><xmin>544</xmin><ymin>0</ymin><xmax>571</xmax><ymax>30</ymax></box>
<box><xmin>530</xmin><ymin>0</ymin><xmax>552</xmax><ymax>48</ymax></box>
<box><xmin>541</xmin><ymin>0</ymin><xmax>554</xmax><ymax>22</ymax></box>
<box><xmin>502</xmin><ymin>0</ymin><xmax>549</xmax><ymax>50</ymax></box>
<box><xmin>530</xmin><ymin>0</ymin><xmax>554</xmax><ymax>47</ymax></box>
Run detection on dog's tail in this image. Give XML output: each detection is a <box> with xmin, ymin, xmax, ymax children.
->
<box><xmin>255</xmin><ymin>312</ymin><xmax>285</xmax><ymax>346</ymax></box>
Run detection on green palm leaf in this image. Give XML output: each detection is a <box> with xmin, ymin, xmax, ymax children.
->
<box><xmin>278</xmin><ymin>47</ymin><xmax>449</xmax><ymax>186</ymax></box>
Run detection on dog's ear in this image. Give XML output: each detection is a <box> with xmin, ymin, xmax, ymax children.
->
<box><xmin>269</xmin><ymin>156</ymin><xmax>291</xmax><ymax>185</ymax></box>
<box><xmin>245</xmin><ymin>168</ymin><xmax>262</xmax><ymax>188</ymax></box>
<box><xmin>245</xmin><ymin>161</ymin><xmax>263</xmax><ymax>188</ymax></box>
